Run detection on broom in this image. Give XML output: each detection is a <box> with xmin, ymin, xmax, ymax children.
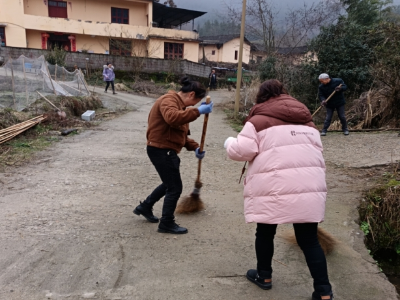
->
<box><xmin>175</xmin><ymin>95</ymin><xmax>211</xmax><ymax>214</ymax></box>
<box><xmin>311</xmin><ymin>84</ymin><xmax>342</xmax><ymax>118</ymax></box>
<box><xmin>283</xmin><ymin>227</ymin><xmax>338</xmax><ymax>255</ymax></box>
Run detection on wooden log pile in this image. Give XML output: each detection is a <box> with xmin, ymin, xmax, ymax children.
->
<box><xmin>0</xmin><ymin>115</ymin><xmax>47</xmax><ymax>145</ymax></box>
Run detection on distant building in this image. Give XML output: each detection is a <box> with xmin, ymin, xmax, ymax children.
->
<box><xmin>199</xmin><ymin>35</ymin><xmax>252</xmax><ymax>64</ymax></box>
<box><xmin>250</xmin><ymin>43</ymin><xmax>310</xmax><ymax>64</ymax></box>
<box><xmin>0</xmin><ymin>0</ymin><xmax>205</xmax><ymax>62</ymax></box>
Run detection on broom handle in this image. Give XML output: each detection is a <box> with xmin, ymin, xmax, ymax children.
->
<box><xmin>311</xmin><ymin>84</ymin><xmax>342</xmax><ymax>118</ymax></box>
<box><xmin>197</xmin><ymin>95</ymin><xmax>211</xmax><ymax>181</ymax></box>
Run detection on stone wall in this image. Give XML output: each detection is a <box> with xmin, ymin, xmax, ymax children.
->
<box><xmin>0</xmin><ymin>46</ymin><xmax>210</xmax><ymax>78</ymax></box>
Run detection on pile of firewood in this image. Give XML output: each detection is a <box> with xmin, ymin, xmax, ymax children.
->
<box><xmin>0</xmin><ymin>115</ymin><xmax>46</xmax><ymax>145</ymax></box>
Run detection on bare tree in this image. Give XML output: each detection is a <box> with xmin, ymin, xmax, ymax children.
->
<box><xmin>154</xmin><ymin>0</ymin><xmax>177</xmax><ymax>8</ymax></box>
<box><xmin>278</xmin><ymin>0</ymin><xmax>342</xmax><ymax>50</ymax></box>
<box><xmin>225</xmin><ymin>0</ymin><xmax>342</xmax><ymax>54</ymax></box>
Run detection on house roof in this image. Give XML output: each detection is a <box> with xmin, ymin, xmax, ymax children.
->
<box><xmin>251</xmin><ymin>43</ymin><xmax>308</xmax><ymax>55</ymax></box>
<box><xmin>153</xmin><ymin>2</ymin><xmax>206</xmax><ymax>28</ymax></box>
<box><xmin>199</xmin><ymin>35</ymin><xmax>251</xmax><ymax>46</ymax></box>
<box><xmin>277</xmin><ymin>46</ymin><xmax>308</xmax><ymax>55</ymax></box>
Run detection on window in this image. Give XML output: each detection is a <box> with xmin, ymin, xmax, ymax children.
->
<box><xmin>234</xmin><ymin>50</ymin><xmax>238</xmax><ymax>60</ymax></box>
<box><xmin>211</xmin><ymin>50</ymin><xmax>215</xmax><ymax>55</ymax></box>
<box><xmin>110</xmin><ymin>39</ymin><xmax>132</xmax><ymax>56</ymax></box>
<box><xmin>257</xmin><ymin>56</ymin><xmax>262</xmax><ymax>63</ymax></box>
<box><xmin>48</xmin><ymin>0</ymin><xmax>68</xmax><ymax>18</ymax></box>
<box><xmin>112</xmin><ymin>7</ymin><xmax>129</xmax><ymax>24</ymax></box>
<box><xmin>164</xmin><ymin>43</ymin><xmax>184</xmax><ymax>59</ymax></box>
<box><xmin>0</xmin><ymin>27</ymin><xmax>5</xmax><ymax>47</ymax></box>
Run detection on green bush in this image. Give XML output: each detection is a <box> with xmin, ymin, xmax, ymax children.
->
<box><xmin>359</xmin><ymin>173</ymin><xmax>400</xmax><ymax>256</ymax></box>
<box><xmin>45</xmin><ymin>47</ymin><xmax>67</xmax><ymax>67</ymax></box>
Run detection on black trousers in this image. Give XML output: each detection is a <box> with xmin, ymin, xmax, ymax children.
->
<box><xmin>256</xmin><ymin>223</ymin><xmax>331</xmax><ymax>295</ymax></box>
<box><xmin>105</xmin><ymin>80</ymin><xmax>115</xmax><ymax>92</ymax></box>
<box><xmin>143</xmin><ymin>146</ymin><xmax>182</xmax><ymax>222</ymax></box>
<box><xmin>323</xmin><ymin>105</ymin><xmax>348</xmax><ymax>131</ymax></box>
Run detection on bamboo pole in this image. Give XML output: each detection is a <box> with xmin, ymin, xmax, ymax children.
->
<box><xmin>22</xmin><ymin>57</ymin><xmax>29</xmax><ymax>108</ymax></box>
<box><xmin>36</xmin><ymin>91</ymin><xmax>60</xmax><ymax>111</ymax></box>
<box><xmin>79</xmin><ymin>69</ymin><xmax>90</xmax><ymax>94</ymax></box>
<box><xmin>9</xmin><ymin>57</ymin><xmax>16</xmax><ymax>109</ymax></box>
<box><xmin>0</xmin><ymin>115</ymin><xmax>46</xmax><ymax>145</ymax></box>
<box><xmin>311</xmin><ymin>84</ymin><xmax>342</xmax><ymax>118</ymax></box>
<box><xmin>55</xmin><ymin>63</ymin><xmax>57</xmax><ymax>81</ymax></box>
<box><xmin>234</xmin><ymin>0</ymin><xmax>247</xmax><ymax>117</ymax></box>
<box><xmin>45</xmin><ymin>61</ymin><xmax>57</xmax><ymax>95</ymax></box>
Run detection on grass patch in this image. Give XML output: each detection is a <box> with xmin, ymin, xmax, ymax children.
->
<box><xmin>224</xmin><ymin>109</ymin><xmax>245</xmax><ymax>132</ymax></box>
<box><xmin>0</xmin><ymin>135</ymin><xmax>58</xmax><ymax>171</ymax></box>
<box><xmin>358</xmin><ymin>168</ymin><xmax>400</xmax><ymax>275</ymax></box>
<box><xmin>0</xmin><ymin>94</ymin><xmax>105</xmax><ymax>172</ymax></box>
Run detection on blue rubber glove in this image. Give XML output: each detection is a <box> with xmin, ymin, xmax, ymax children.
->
<box><xmin>195</xmin><ymin>147</ymin><xmax>205</xmax><ymax>159</ymax></box>
<box><xmin>198</xmin><ymin>102</ymin><xmax>213</xmax><ymax>114</ymax></box>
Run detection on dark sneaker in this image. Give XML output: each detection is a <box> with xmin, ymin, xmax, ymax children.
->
<box><xmin>246</xmin><ymin>269</ymin><xmax>272</xmax><ymax>290</ymax></box>
<box><xmin>133</xmin><ymin>202</ymin><xmax>159</xmax><ymax>223</ymax></box>
<box><xmin>321</xmin><ymin>131</ymin><xmax>327</xmax><ymax>136</ymax></box>
<box><xmin>312</xmin><ymin>291</ymin><xmax>333</xmax><ymax>300</ymax></box>
<box><xmin>158</xmin><ymin>221</ymin><xmax>188</xmax><ymax>234</ymax></box>
<box><xmin>113</xmin><ymin>92</ymin><xmax>117</xmax><ymax>95</ymax></box>
<box><xmin>343</xmin><ymin>130</ymin><xmax>349</xmax><ymax>135</ymax></box>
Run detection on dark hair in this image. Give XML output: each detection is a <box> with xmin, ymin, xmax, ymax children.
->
<box><xmin>255</xmin><ymin>79</ymin><xmax>288</xmax><ymax>104</ymax></box>
<box><xmin>180</xmin><ymin>77</ymin><xmax>207</xmax><ymax>99</ymax></box>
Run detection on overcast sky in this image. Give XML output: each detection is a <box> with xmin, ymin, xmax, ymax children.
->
<box><xmin>174</xmin><ymin>0</ymin><xmax>400</xmax><ymax>25</ymax></box>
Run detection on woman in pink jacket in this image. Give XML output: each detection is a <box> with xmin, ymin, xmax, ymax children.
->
<box><xmin>225</xmin><ymin>80</ymin><xmax>332</xmax><ymax>300</ymax></box>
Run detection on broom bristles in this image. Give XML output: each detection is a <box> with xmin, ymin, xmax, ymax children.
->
<box><xmin>282</xmin><ymin>227</ymin><xmax>338</xmax><ymax>255</ymax></box>
<box><xmin>175</xmin><ymin>179</ymin><xmax>205</xmax><ymax>214</ymax></box>
<box><xmin>175</xmin><ymin>194</ymin><xmax>205</xmax><ymax>214</ymax></box>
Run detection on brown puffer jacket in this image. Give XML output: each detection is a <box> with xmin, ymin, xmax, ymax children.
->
<box><xmin>147</xmin><ymin>91</ymin><xmax>200</xmax><ymax>153</ymax></box>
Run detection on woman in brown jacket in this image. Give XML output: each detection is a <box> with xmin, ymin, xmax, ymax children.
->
<box><xmin>133</xmin><ymin>77</ymin><xmax>213</xmax><ymax>234</ymax></box>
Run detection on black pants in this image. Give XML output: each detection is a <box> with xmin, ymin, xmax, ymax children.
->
<box><xmin>143</xmin><ymin>146</ymin><xmax>182</xmax><ymax>222</ymax></box>
<box><xmin>105</xmin><ymin>80</ymin><xmax>115</xmax><ymax>92</ymax></box>
<box><xmin>256</xmin><ymin>223</ymin><xmax>331</xmax><ymax>295</ymax></box>
<box><xmin>323</xmin><ymin>105</ymin><xmax>348</xmax><ymax>132</ymax></box>
<box><xmin>209</xmin><ymin>82</ymin><xmax>217</xmax><ymax>90</ymax></box>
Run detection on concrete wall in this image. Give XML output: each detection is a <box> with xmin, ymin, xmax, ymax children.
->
<box><xmin>24</xmin><ymin>29</ymin><xmax>199</xmax><ymax>62</ymax></box>
<box><xmin>0</xmin><ymin>46</ymin><xmax>211</xmax><ymax>78</ymax></box>
<box><xmin>199</xmin><ymin>45</ymin><xmax>222</xmax><ymax>63</ymax></box>
<box><xmin>0</xmin><ymin>0</ymin><xmax>26</xmax><ymax>47</ymax></box>
<box><xmin>1</xmin><ymin>0</ymin><xmax>200</xmax><ymax>61</ymax></box>
<box><xmin>148</xmin><ymin>39</ymin><xmax>199</xmax><ymax>62</ymax></box>
<box><xmin>221</xmin><ymin>38</ymin><xmax>250</xmax><ymax>64</ymax></box>
<box><xmin>24</xmin><ymin>0</ymin><xmax>149</xmax><ymax>26</ymax></box>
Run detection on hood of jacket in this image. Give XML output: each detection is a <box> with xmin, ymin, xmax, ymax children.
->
<box><xmin>245</xmin><ymin>94</ymin><xmax>312</xmax><ymax>125</ymax></box>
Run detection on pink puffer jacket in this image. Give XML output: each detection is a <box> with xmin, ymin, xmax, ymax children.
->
<box><xmin>225</xmin><ymin>95</ymin><xmax>327</xmax><ymax>224</ymax></box>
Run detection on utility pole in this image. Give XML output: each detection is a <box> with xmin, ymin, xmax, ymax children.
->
<box><xmin>234</xmin><ymin>0</ymin><xmax>247</xmax><ymax>117</ymax></box>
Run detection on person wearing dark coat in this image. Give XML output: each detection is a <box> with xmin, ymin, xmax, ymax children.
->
<box><xmin>209</xmin><ymin>69</ymin><xmax>217</xmax><ymax>90</ymax></box>
<box><xmin>318</xmin><ymin>73</ymin><xmax>349</xmax><ymax>136</ymax></box>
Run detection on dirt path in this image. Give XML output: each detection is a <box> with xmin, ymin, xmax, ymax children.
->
<box><xmin>0</xmin><ymin>90</ymin><xmax>398</xmax><ymax>300</ymax></box>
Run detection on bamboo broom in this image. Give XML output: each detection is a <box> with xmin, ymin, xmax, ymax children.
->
<box><xmin>175</xmin><ymin>95</ymin><xmax>212</xmax><ymax>214</ymax></box>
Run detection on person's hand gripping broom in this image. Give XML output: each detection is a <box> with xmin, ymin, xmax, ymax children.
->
<box><xmin>175</xmin><ymin>96</ymin><xmax>212</xmax><ymax>214</ymax></box>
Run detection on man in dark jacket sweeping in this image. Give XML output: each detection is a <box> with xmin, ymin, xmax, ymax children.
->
<box><xmin>318</xmin><ymin>73</ymin><xmax>349</xmax><ymax>136</ymax></box>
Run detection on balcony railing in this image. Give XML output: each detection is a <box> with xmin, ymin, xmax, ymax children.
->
<box><xmin>23</xmin><ymin>14</ymin><xmax>199</xmax><ymax>40</ymax></box>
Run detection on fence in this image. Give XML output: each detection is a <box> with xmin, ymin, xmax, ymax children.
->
<box><xmin>0</xmin><ymin>55</ymin><xmax>90</xmax><ymax>111</ymax></box>
<box><xmin>0</xmin><ymin>46</ymin><xmax>211</xmax><ymax>78</ymax></box>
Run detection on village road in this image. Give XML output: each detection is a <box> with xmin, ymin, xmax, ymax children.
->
<box><xmin>0</xmin><ymin>90</ymin><xmax>398</xmax><ymax>300</ymax></box>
